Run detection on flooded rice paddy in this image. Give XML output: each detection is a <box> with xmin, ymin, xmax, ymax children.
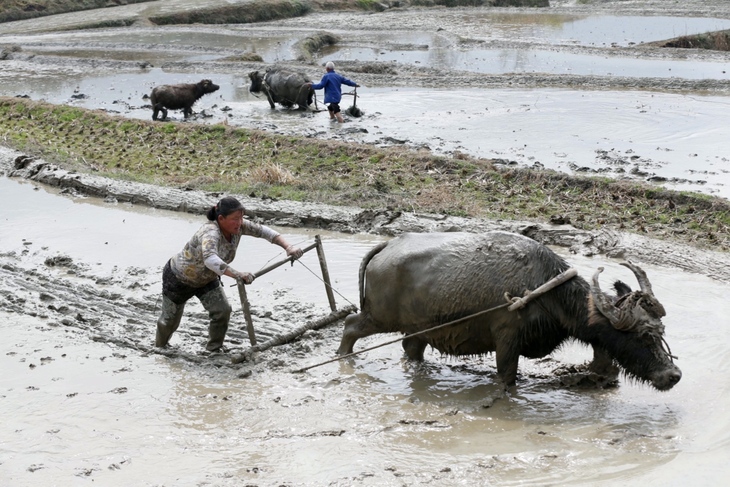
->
<box><xmin>1</xmin><ymin>65</ymin><xmax>728</xmax><ymax>196</ymax></box>
<box><xmin>1</xmin><ymin>175</ymin><xmax>730</xmax><ymax>486</ymax></box>
<box><xmin>2</xmin><ymin>1</ymin><xmax>730</xmax><ymax>484</ymax></box>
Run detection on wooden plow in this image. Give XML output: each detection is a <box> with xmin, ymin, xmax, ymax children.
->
<box><xmin>231</xmin><ymin>235</ymin><xmax>350</xmax><ymax>364</ymax></box>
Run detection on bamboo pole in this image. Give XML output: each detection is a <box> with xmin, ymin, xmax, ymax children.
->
<box><xmin>236</xmin><ymin>279</ymin><xmax>257</xmax><ymax>346</ymax></box>
<box><xmin>315</xmin><ymin>235</ymin><xmax>337</xmax><ymax>312</ymax></box>
<box><xmin>253</xmin><ymin>241</ymin><xmax>318</xmax><ymax>279</ymax></box>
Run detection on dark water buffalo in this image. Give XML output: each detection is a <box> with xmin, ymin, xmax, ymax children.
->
<box><xmin>338</xmin><ymin>231</ymin><xmax>681</xmax><ymax>391</ymax></box>
<box><xmin>248</xmin><ymin>67</ymin><xmax>313</xmax><ymax>110</ymax></box>
<box><xmin>149</xmin><ymin>79</ymin><xmax>220</xmax><ymax>121</ymax></box>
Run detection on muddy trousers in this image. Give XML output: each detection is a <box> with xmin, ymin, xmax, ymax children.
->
<box><xmin>155</xmin><ymin>286</ymin><xmax>233</xmax><ymax>351</ymax></box>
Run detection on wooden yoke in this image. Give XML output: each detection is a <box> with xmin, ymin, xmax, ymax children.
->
<box><xmin>506</xmin><ymin>268</ymin><xmax>578</xmax><ymax>311</ymax></box>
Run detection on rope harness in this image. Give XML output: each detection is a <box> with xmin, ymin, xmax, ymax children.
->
<box><xmin>292</xmin><ymin>268</ymin><xmax>579</xmax><ymax>373</ymax></box>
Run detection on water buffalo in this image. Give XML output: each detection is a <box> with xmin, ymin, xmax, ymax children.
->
<box><xmin>149</xmin><ymin>79</ymin><xmax>220</xmax><ymax>121</ymax></box>
<box><xmin>338</xmin><ymin>231</ymin><xmax>681</xmax><ymax>391</ymax></box>
<box><xmin>248</xmin><ymin>67</ymin><xmax>313</xmax><ymax>110</ymax></box>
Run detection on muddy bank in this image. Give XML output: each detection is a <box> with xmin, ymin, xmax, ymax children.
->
<box><xmin>3</xmin><ymin>146</ymin><xmax>730</xmax><ymax>284</ymax></box>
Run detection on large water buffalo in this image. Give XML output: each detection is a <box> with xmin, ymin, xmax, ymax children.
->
<box><xmin>149</xmin><ymin>79</ymin><xmax>220</xmax><ymax>121</ymax></box>
<box><xmin>248</xmin><ymin>67</ymin><xmax>313</xmax><ymax>110</ymax></box>
<box><xmin>338</xmin><ymin>231</ymin><xmax>681</xmax><ymax>391</ymax></box>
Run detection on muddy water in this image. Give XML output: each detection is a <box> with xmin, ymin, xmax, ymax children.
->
<box><xmin>322</xmin><ymin>44</ymin><xmax>730</xmax><ymax>79</ymax></box>
<box><xmin>1</xmin><ymin>175</ymin><xmax>730</xmax><ymax>485</ymax></box>
<box><xmin>0</xmin><ymin>177</ymin><xmax>374</xmax><ymax>308</ymax></box>
<box><xmin>0</xmin><ymin>27</ymin><xmax>299</xmax><ymax>64</ymax></box>
<box><xmin>278</xmin><ymin>11</ymin><xmax>730</xmax><ymax>47</ymax></box>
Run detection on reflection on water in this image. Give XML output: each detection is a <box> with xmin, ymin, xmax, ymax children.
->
<box><xmin>322</xmin><ymin>45</ymin><xmax>730</xmax><ymax>79</ymax></box>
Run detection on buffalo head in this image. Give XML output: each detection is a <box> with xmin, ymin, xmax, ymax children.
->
<box><xmin>197</xmin><ymin>79</ymin><xmax>220</xmax><ymax>96</ymax></box>
<box><xmin>589</xmin><ymin>262</ymin><xmax>681</xmax><ymax>391</ymax></box>
<box><xmin>248</xmin><ymin>71</ymin><xmax>264</xmax><ymax>93</ymax></box>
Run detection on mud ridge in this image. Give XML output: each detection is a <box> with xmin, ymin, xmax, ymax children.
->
<box><xmin>3</xmin><ymin>146</ymin><xmax>730</xmax><ymax>284</ymax></box>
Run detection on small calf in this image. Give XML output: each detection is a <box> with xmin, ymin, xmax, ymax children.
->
<box><xmin>150</xmin><ymin>79</ymin><xmax>220</xmax><ymax>121</ymax></box>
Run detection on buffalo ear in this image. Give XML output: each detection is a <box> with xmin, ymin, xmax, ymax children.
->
<box><xmin>613</xmin><ymin>280</ymin><xmax>632</xmax><ymax>298</ymax></box>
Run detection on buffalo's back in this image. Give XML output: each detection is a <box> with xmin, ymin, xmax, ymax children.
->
<box><xmin>363</xmin><ymin>231</ymin><xmax>570</xmax><ymax>330</ymax></box>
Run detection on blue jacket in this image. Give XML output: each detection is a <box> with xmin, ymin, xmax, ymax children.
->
<box><xmin>311</xmin><ymin>70</ymin><xmax>357</xmax><ymax>104</ymax></box>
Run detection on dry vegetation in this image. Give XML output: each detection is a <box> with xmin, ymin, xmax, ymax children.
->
<box><xmin>660</xmin><ymin>30</ymin><xmax>730</xmax><ymax>51</ymax></box>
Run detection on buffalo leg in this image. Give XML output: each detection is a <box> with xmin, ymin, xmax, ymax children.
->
<box><xmin>337</xmin><ymin>312</ymin><xmax>382</xmax><ymax>355</ymax></box>
<box><xmin>494</xmin><ymin>328</ymin><xmax>521</xmax><ymax>386</ymax></box>
<box><xmin>152</xmin><ymin>105</ymin><xmax>160</xmax><ymax>121</ymax></box>
<box><xmin>183</xmin><ymin>106</ymin><xmax>192</xmax><ymax>119</ymax></box>
<box><xmin>589</xmin><ymin>346</ymin><xmax>620</xmax><ymax>380</ymax></box>
<box><xmin>402</xmin><ymin>336</ymin><xmax>427</xmax><ymax>361</ymax></box>
<box><xmin>265</xmin><ymin>93</ymin><xmax>276</xmax><ymax>109</ymax></box>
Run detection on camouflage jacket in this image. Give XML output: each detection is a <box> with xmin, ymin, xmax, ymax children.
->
<box><xmin>170</xmin><ymin>220</ymin><xmax>279</xmax><ymax>287</ymax></box>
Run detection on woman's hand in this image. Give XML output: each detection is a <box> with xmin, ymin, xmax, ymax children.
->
<box><xmin>286</xmin><ymin>245</ymin><xmax>304</xmax><ymax>260</ymax></box>
<box><xmin>233</xmin><ymin>270</ymin><xmax>255</xmax><ymax>284</ymax></box>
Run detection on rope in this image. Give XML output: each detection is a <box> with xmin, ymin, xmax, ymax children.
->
<box><xmin>255</xmin><ymin>238</ymin><xmax>309</xmax><ymax>273</ymax></box>
<box><xmin>292</xmin><ymin>267</ymin><xmax>579</xmax><ymax>373</ymax></box>
<box><xmin>295</xmin><ymin>259</ymin><xmax>358</xmax><ymax>309</ymax></box>
<box><xmin>293</xmin><ymin>299</ymin><xmax>517</xmax><ymax>373</ymax></box>
<box><xmin>243</xmin><ymin>238</ymin><xmax>357</xmax><ymax>309</ymax></box>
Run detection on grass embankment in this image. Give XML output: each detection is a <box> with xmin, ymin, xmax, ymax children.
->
<box><xmin>1</xmin><ymin>97</ymin><xmax>728</xmax><ymax>250</ymax></box>
<box><xmin>660</xmin><ymin>30</ymin><xmax>730</xmax><ymax>51</ymax></box>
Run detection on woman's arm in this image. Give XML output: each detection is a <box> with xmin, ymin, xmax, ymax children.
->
<box><xmin>273</xmin><ymin>235</ymin><xmax>304</xmax><ymax>259</ymax></box>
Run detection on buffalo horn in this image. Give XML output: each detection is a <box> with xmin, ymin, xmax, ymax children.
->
<box><xmin>620</xmin><ymin>261</ymin><xmax>654</xmax><ymax>296</ymax></box>
<box><xmin>620</xmin><ymin>261</ymin><xmax>666</xmax><ymax>318</ymax></box>
<box><xmin>591</xmin><ymin>267</ymin><xmax>635</xmax><ymax>330</ymax></box>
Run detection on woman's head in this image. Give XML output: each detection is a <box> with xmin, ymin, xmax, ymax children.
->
<box><xmin>207</xmin><ymin>197</ymin><xmax>245</xmax><ymax>236</ymax></box>
<box><xmin>206</xmin><ymin>196</ymin><xmax>244</xmax><ymax>220</ymax></box>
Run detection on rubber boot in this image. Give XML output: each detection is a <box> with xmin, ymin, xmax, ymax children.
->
<box><xmin>199</xmin><ymin>287</ymin><xmax>232</xmax><ymax>352</ymax></box>
<box><xmin>156</xmin><ymin>296</ymin><xmax>184</xmax><ymax>347</ymax></box>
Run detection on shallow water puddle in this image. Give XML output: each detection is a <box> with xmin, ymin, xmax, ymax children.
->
<box><xmin>0</xmin><ymin>27</ymin><xmax>299</xmax><ymax>64</ymax></box>
<box><xmin>1</xmin><ymin>175</ymin><xmax>730</xmax><ymax>485</ymax></box>
<box><xmin>322</xmin><ymin>44</ymin><xmax>730</xmax><ymax>79</ymax></box>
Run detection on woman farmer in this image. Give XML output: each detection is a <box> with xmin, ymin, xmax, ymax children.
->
<box><xmin>156</xmin><ymin>196</ymin><xmax>303</xmax><ymax>352</ymax></box>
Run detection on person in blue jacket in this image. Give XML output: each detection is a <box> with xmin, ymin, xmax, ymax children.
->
<box><xmin>308</xmin><ymin>61</ymin><xmax>359</xmax><ymax>123</ymax></box>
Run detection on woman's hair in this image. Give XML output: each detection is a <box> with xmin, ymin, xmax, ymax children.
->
<box><xmin>206</xmin><ymin>196</ymin><xmax>244</xmax><ymax>221</ymax></box>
